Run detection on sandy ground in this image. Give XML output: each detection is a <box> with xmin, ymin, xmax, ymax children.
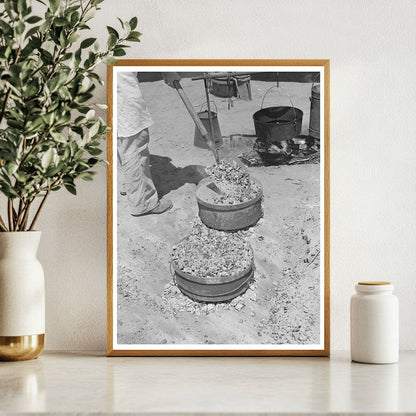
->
<box><xmin>116</xmin><ymin>77</ymin><xmax>321</xmax><ymax>345</ymax></box>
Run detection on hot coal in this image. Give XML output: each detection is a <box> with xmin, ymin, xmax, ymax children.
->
<box><xmin>204</xmin><ymin>161</ymin><xmax>261</xmax><ymax>204</ymax></box>
<box><xmin>171</xmin><ymin>223</ymin><xmax>253</xmax><ymax>279</ymax></box>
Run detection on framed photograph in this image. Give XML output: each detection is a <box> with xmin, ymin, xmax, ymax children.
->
<box><xmin>107</xmin><ymin>60</ymin><xmax>330</xmax><ymax>356</ymax></box>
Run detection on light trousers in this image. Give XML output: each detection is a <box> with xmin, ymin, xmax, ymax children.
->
<box><xmin>117</xmin><ymin>129</ymin><xmax>158</xmax><ymax>215</ymax></box>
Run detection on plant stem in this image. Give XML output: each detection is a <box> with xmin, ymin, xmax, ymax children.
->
<box><xmin>29</xmin><ymin>190</ymin><xmax>50</xmax><ymax>231</ymax></box>
<box><xmin>20</xmin><ymin>200</ymin><xmax>33</xmax><ymax>231</ymax></box>
<box><xmin>0</xmin><ymin>214</ymin><xmax>8</xmax><ymax>232</ymax></box>
<box><xmin>14</xmin><ymin>199</ymin><xmax>23</xmax><ymax>230</ymax></box>
<box><xmin>0</xmin><ymin>88</ymin><xmax>12</xmax><ymax>125</ymax></box>
<box><xmin>15</xmin><ymin>199</ymin><xmax>27</xmax><ymax>231</ymax></box>
<box><xmin>7</xmin><ymin>199</ymin><xmax>14</xmax><ymax>231</ymax></box>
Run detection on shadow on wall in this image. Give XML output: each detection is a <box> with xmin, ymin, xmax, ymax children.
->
<box><xmin>149</xmin><ymin>154</ymin><xmax>206</xmax><ymax>198</ymax></box>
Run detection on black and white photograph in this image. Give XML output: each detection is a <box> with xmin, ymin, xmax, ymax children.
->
<box><xmin>108</xmin><ymin>61</ymin><xmax>329</xmax><ymax>355</ymax></box>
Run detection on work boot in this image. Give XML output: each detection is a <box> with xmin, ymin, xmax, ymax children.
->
<box><xmin>131</xmin><ymin>198</ymin><xmax>173</xmax><ymax>217</ymax></box>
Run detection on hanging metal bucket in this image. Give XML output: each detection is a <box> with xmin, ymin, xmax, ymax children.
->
<box><xmin>194</xmin><ymin>101</ymin><xmax>223</xmax><ymax>149</ymax></box>
<box><xmin>210</xmin><ymin>75</ymin><xmax>252</xmax><ymax>100</ymax></box>
<box><xmin>309</xmin><ymin>82</ymin><xmax>320</xmax><ymax>139</ymax></box>
<box><xmin>253</xmin><ymin>86</ymin><xmax>303</xmax><ymax>143</ymax></box>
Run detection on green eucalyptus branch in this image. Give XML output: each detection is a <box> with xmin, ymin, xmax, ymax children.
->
<box><xmin>0</xmin><ymin>45</ymin><xmax>22</xmax><ymax>124</ymax></box>
<box><xmin>0</xmin><ymin>0</ymin><xmax>141</xmax><ymax>231</ymax></box>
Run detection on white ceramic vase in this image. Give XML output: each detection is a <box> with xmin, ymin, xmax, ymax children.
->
<box><xmin>0</xmin><ymin>231</ymin><xmax>45</xmax><ymax>360</ymax></box>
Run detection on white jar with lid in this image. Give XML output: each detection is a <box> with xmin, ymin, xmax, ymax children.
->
<box><xmin>350</xmin><ymin>281</ymin><xmax>399</xmax><ymax>364</ymax></box>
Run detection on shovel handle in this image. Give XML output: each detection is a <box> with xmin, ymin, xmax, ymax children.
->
<box><xmin>173</xmin><ymin>80</ymin><xmax>219</xmax><ymax>162</ymax></box>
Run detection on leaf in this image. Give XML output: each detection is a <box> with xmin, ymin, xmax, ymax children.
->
<box><xmin>22</xmin><ymin>5</ymin><xmax>32</xmax><ymax>17</ymax></box>
<box><xmin>85</xmin><ymin>109</ymin><xmax>95</xmax><ymax>120</ymax></box>
<box><xmin>25</xmin><ymin>25</ymin><xmax>40</xmax><ymax>38</ymax></box>
<box><xmin>113</xmin><ymin>47</ymin><xmax>126</xmax><ymax>57</ymax></box>
<box><xmin>87</xmin><ymin>147</ymin><xmax>102</xmax><ymax>156</ymax></box>
<box><xmin>117</xmin><ymin>17</ymin><xmax>125</xmax><ymax>29</ymax></box>
<box><xmin>129</xmin><ymin>16</ymin><xmax>138</xmax><ymax>30</ymax></box>
<box><xmin>78</xmin><ymin>171</ymin><xmax>95</xmax><ymax>181</ymax></box>
<box><xmin>73</xmin><ymin>149</ymin><xmax>83</xmax><ymax>161</ymax></box>
<box><xmin>46</xmin><ymin>164</ymin><xmax>63</xmax><ymax>177</ymax></box>
<box><xmin>126</xmin><ymin>33</ymin><xmax>141</xmax><ymax>42</ymax></box>
<box><xmin>61</xmin><ymin>52</ymin><xmax>73</xmax><ymax>61</ymax></box>
<box><xmin>68</xmin><ymin>33</ymin><xmax>80</xmax><ymax>44</ymax></box>
<box><xmin>49</xmin><ymin>0</ymin><xmax>60</xmax><ymax>13</ymax></box>
<box><xmin>41</xmin><ymin>148</ymin><xmax>54</xmax><ymax>169</ymax></box>
<box><xmin>0</xmin><ymin>20</ymin><xmax>13</xmax><ymax>35</ymax></box>
<box><xmin>42</xmin><ymin>112</ymin><xmax>54</xmax><ymax>125</ymax></box>
<box><xmin>127</xmin><ymin>30</ymin><xmax>141</xmax><ymax>40</ymax></box>
<box><xmin>88</xmin><ymin>120</ymin><xmax>100</xmax><ymax>138</ymax></box>
<box><xmin>80</xmin><ymin>37</ymin><xmax>96</xmax><ymax>49</ymax></box>
<box><xmin>17</xmin><ymin>0</ymin><xmax>26</xmax><ymax>13</ymax></box>
<box><xmin>83</xmin><ymin>9</ymin><xmax>95</xmax><ymax>22</ymax></box>
<box><xmin>25</xmin><ymin>117</ymin><xmax>44</xmax><ymax>133</ymax></box>
<box><xmin>106</xmin><ymin>26</ymin><xmax>119</xmax><ymax>38</ymax></box>
<box><xmin>54</xmin><ymin>17</ymin><xmax>69</xmax><ymax>27</ymax></box>
<box><xmin>14</xmin><ymin>171</ymin><xmax>28</xmax><ymax>183</ymax></box>
<box><xmin>48</xmin><ymin>76</ymin><xmax>60</xmax><ymax>92</ymax></box>
<box><xmin>64</xmin><ymin>183</ymin><xmax>77</xmax><ymax>195</ymax></box>
<box><xmin>77</xmin><ymin>160</ymin><xmax>90</xmax><ymax>169</ymax></box>
<box><xmin>50</xmin><ymin>131</ymin><xmax>67</xmax><ymax>143</ymax></box>
<box><xmin>5</xmin><ymin>162</ymin><xmax>18</xmax><ymax>176</ymax></box>
<box><xmin>23</xmin><ymin>83</ymin><xmax>39</xmax><ymax>98</ymax></box>
<box><xmin>4</xmin><ymin>1</ymin><xmax>16</xmax><ymax>19</ymax></box>
<box><xmin>75</xmin><ymin>93</ymin><xmax>93</xmax><ymax>104</ymax></box>
<box><xmin>0</xmin><ymin>183</ymin><xmax>18</xmax><ymax>198</ymax></box>
<box><xmin>87</xmin><ymin>157</ymin><xmax>99</xmax><ymax>166</ymax></box>
<box><xmin>26</xmin><ymin>15</ymin><xmax>42</xmax><ymax>24</ymax></box>
<box><xmin>103</xmin><ymin>56</ymin><xmax>117</xmax><ymax>65</ymax></box>
<box><xmin>63</xmin><ymin>147</ymin><xmax>70</xmax><ymax>160</ymax></box>
<box><xmin>0</xmin><ymin>141</ymin><xmax>14</xmax><ymax>152</ymax></box>
<box><xmin>16</xmin><ymin>21</ymin><xmax>25</xmax><ymax>35</ymax></box>
<box><xmin>70</xmin><ymin>11</ymin><xmax>80</xmax><ymax>26</ymax></box>
<box><xmin>40</xmin><ymin>48</ymin><xmax>53</xmax><ymax>63</ymax></box>
<box><xmin>107</xmin><ymin>33</ymin><xmax>117</xmax><ymax>49</ymax></box>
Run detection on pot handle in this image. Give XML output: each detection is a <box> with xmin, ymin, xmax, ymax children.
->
<box><xmin>198</xmin><ymin>100</ymin><xmax>218</xmax><ymax>114</ymax></box>
<box><xmin>260</xmin><ymin>86</ymin><xmax>297</xmax><ymax>124</ymax></box>
<box><xmin>311</xmin><ymin>73</ymin><xmax>320</xmax><ymax>92</ymax></box>
<box><xmin>310</xmin><ymin>73</ymin><xmax>320</xmax><ymax>100</ymax></box>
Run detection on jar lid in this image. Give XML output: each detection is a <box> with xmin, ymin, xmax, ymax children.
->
<box><xmin>355</xmin><ymin>281</ymin><xmax>394</xmax><ymax>293</ymax></box>
<box><xmin>358</xmin><ymin>281</ymin><xmax>391</xmax><ymax>285</ymax></box>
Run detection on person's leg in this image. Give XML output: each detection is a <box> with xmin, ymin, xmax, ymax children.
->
<box><xmin>116</xmin><ymin>145</ymin><xmax>127</xmax><ymax>196</ymax></box>
<box><xmin>118</xmin><ymin>129</ymin><xmax>159</xmax><ymax>215</ymax></box>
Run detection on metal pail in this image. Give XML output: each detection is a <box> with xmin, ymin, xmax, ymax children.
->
<box><xmin>194</xmin><ymin>102</ymin><xmax>223</xmax><ymax>149</ymax></box>
<box><xmin>309</xmin><ymin>83</ymin><xmax>320</xmax><ymax>139</ymax></box>
<box><xmin>210</xmin><ymin>75</ymin><xmax>252</xmax><ymax>100</ymax></box>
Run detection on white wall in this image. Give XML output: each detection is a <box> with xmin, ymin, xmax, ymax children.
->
<box><xmin>38</xmin><ymin>0</ymin><xmax>416</xmax><ymax>351</ymax></box>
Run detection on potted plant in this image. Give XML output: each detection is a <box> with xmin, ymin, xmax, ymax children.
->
<box><xmin>0</xmin><ymin>0</ymin><xmax>140</xmax><ymax>360</ymax></box>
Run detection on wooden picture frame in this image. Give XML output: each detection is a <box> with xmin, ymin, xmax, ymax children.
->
<box><xmin>107</xmin><ymin>60</ymin><xmax>330</xmax><ymax>356</ymax></box>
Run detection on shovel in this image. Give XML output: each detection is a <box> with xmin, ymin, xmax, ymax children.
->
<box><xmin>172</xmin><ymin>80</ymin><xmax>220</xmax><ymax>163</ymax></box>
